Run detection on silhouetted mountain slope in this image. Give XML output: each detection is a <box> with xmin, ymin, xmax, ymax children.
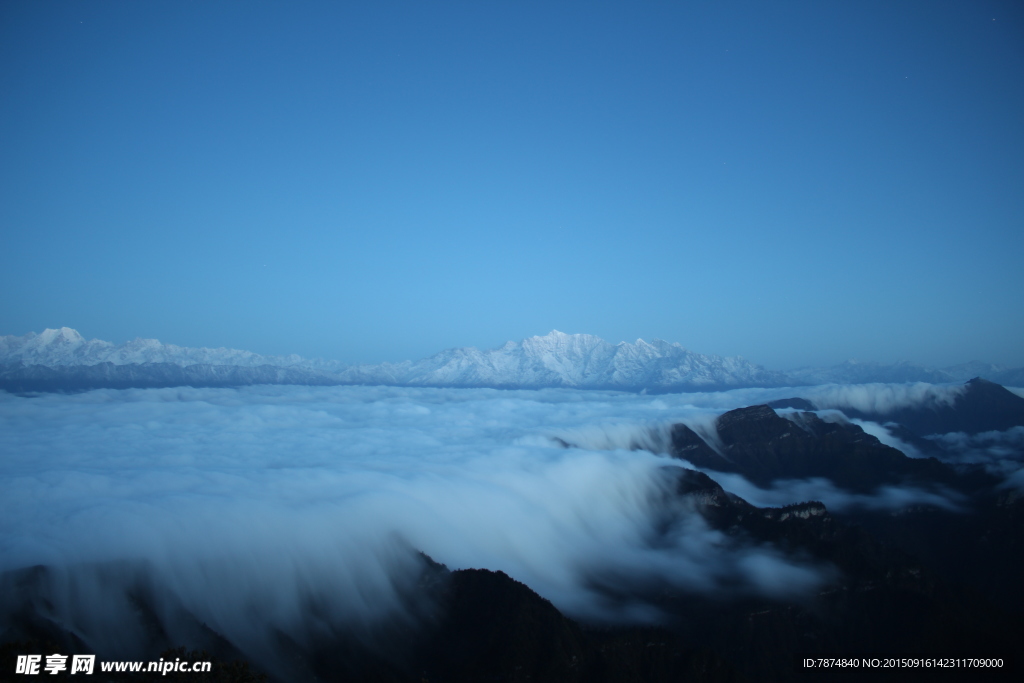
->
<box><xmin>663</xmin><ymin>473</ymin><xmax>1015</xmax><ymax>679</ymax></box>
<box><xmin>664</xmin><ymin>409</ymin><xmax>1024</xmax><ymax>672</ymax></box>
<box><xmin>846</xmin><ymin>487</ymin><xmax>1024</xmax><ymax>614</ymax></box>
<box><xmin>0</xmin><ymin>558</ymin><xmax>742</xmax><ymax>683</ymax></box>
<box><xmin>595</xmin><ymin>468</ymin><xmax>1022</xmax><ymax>681</ymax></box>
<box><xmin>774</xmin><ymin>379</ymin><xmax>1024</xmax><ymax>438</ymax></box>
<box><xmin>413</xmin><ymin>567</ymin><xmax>743</xmax><ymax>683</ymax></box>
<box><xmin>846</xmin><ymin>378</ymin><xmax>1024</xmax><ymax>436</ymax></box>
<box><xmin>670</xmin><ymin>405</ymin><xmax>968</xmax><ymax>493</ymax></box>
<box><xmin>0</xmin><ymin>565</ymin><xmax>264</xmax><ymax>682</ymax></box>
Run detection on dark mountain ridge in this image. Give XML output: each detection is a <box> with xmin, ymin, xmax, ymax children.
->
<box><xmin>670</xmin><ymin>405</ymin><xmax>972</xmax><ymax>494</ymax></box>
<box><xmin>667</xmin><ymin>397</ymin><xmax>1024</xmax><ymax>630</ymax></box>
<box><xmin>848</xmin><ymin>378</ymin><xmax>1024</xmax><ymax>436</ymax></box>
<box><xmin>647</xmin><ymin>468</ymin><xmax>1019</xmax><ymax>679</ymax></box>
<box><xmin>772</xmin><ymin>378</ymin><xmax>1024</xmax><ymax>437</ymax></box>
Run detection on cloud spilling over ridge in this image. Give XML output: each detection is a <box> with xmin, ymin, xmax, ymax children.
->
<box><xmin>769</xmin><ymin>407</ymin><xmax>925</xmax><ymax>459</ymax></box>
<box><xmin>847</xmin><ymin>419</ymin><xmax>925</xmax><ymax>458</ymax></box>
<box><xmin>564</xmin><ymin>382</ymin><xmax>967</xmax><ymax>416</ymax></box>
<box><xmin>545</xmin><ymin>400</ymin><xmax>958</xmax><ymax>506</ymax></box>
<box><xmin>797</xmin><ymin>382</ymin><xmax>966</xmax><ymax>415</ymax></box>
<box><xmin>700</xmin><ymin>472</ymin><xmax>964</xmax><ymax>513</ymax></box>
<box><xmin>0</xmin><ymin>385</ymin><xmax>833</xmax><ymax>664</ymax></box>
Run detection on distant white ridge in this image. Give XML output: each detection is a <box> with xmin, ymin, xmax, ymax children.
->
<box><xmin>0</xmin><ymin>327</ymin><xmax>343</xmax><ymax>370</ymax></box>
<box><xmin>353</xmin><ymin>330</ymin><xmax>785</xmax><ymax>388</ymax></box>
<box><xmin>0</xmin><ymin>328</ymin><xmax>784</xmax><ymax>389</ymax></box>
<box><xmin>4</xmin><ymin>328</ymin><xmax>1019</xmax><ymax>391</ymax></box>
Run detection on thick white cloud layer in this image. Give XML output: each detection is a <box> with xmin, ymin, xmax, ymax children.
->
<box><xmin>0</xmin><ymin>385</ymin><xmax>830</xmax><ymax>659</ymax></box>
<box><xmin>0</xmin><ymin>382</ymin><xmax>1004</xmax><ymax>663</ymax></box>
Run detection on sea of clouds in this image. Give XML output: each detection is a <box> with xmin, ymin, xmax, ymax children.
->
<box><xmin>0</xmin><ymin>382</ymin><xmax>1014</xmax><ymax>667</ymax></box>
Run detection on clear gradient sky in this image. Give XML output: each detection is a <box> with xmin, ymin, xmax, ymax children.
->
<box><xmin>1</xmin><ymin>1</ymin><xmax>1022</xmax><ymax>369</ymax></box>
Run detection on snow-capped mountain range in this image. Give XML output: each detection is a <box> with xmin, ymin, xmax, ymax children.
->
<box><xmin>1</xmin><ymin>328</ymin><xmax>1021</xmax><ymax>392</ymax></box>
<box><xmin>1</xmin><ymin>328</ymin><xmax>783</xmax><ymax>391</ymax></box>
<box><xmin>0</xmin><ymin>327</ymin><xmax>345</xmax><ymax>371</ymax></box>
<box><xmin>343</xmin><ymin>330</ymin><xmax>786</xmax><ymax>389</ymax></box>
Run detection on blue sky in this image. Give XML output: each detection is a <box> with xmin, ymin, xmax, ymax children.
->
<box><xmin>1</xmin><ymin>0</ymin><xmax>1022</xmax><ymax>369</ymax></box>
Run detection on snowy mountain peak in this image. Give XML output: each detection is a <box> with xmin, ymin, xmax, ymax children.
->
<box><xmin>0</xmin><ymin>328</ymin><xmax>112</xmax><ymax>367</ymax></box>
<box><xmin>364</xmin><ymin>330</ymin><xmax>786</xmax><ymax>389</ymax></box>
<box><xmin>530</xmin><ymin>330</ymin><xmax>601</xmax><ymax>346</ymax></box>
<box><xmin>40</xmin><ymin>327</ymin><xmax>84</xmax><ymax>343</ymax></box>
